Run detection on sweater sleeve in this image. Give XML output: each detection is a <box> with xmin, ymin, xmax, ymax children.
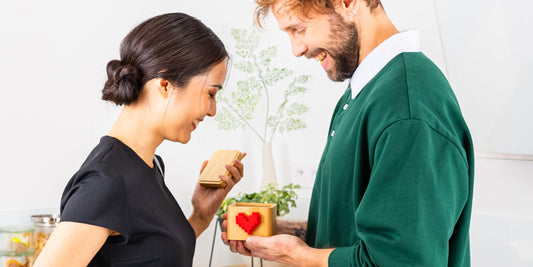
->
<box><xmin>329</xmin><ymin>119</ymin><xmax>469</xmax><ymax>266</ymax></box>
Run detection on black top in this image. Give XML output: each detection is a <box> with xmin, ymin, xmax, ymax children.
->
<box><xmin>60</xmin><ymin>136</ymin><xmax>196</xmax><ymax>266</ymax></box>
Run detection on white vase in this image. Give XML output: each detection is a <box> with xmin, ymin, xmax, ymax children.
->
<box><xmin>261</xmin><ymin>142</ymin><xmax>277</xmax><ymax>189</ymax></box>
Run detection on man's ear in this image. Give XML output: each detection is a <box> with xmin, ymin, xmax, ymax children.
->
<box><xmin>156</xmin><ymin>78</ymin><xmax>170</xmax><ymax>99</ymax></box>
<box><xmin>340</xmin><ymin>0</ymin><xmax>359</xmax><ymax>20</ymax></box>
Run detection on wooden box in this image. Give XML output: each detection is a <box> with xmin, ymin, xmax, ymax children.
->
<box><xmin>227</xmin><ymin>203</ymin><xmax>277</xmax><ymax>240</ymax></box>
<box><xmin>198</xmin><ymin>150</ymin><xmax>244</xmax><ymax>188</ymax></box>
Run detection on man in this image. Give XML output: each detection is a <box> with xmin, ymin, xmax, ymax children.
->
<box><xmin>222</xmin><ymin>0</ymin><xmax>474</xmax><ymax>266</ymax></box>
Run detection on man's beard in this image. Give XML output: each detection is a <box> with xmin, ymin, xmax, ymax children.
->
<box><xmin>325</xmin><ymin>13</ymin><xmax>360</xmax><ymax>82</ymax></box>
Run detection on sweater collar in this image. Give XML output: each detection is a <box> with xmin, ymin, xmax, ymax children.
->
<box><xmin>349</xmin><ymin>29</ymin><xmax>421</xmax><ymax>99</ymax></box>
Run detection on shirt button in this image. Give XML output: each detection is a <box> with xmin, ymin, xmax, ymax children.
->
<box><xmin>343</xmin><ymin>104</ymin><xmax>349</xmax><ymax>110</ymax></box>
<box><xmin>331</xmin><ymin>130</ymin><xmax>335</xmax><ymax>137</ymax></box>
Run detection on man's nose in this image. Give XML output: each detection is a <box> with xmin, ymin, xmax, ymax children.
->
<box><xmin>290</xmin><ymin>37</ymin><xmax>307</xmax><ymax>57</ymax></box>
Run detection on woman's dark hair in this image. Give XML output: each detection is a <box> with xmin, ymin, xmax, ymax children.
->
<box><xmin>102</xmin><ymin>13</ymin><xmax>228</xmax><ymax>105</ymax></box>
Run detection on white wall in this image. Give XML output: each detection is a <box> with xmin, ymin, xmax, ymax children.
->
<box><xmin>433</xmin><ymin>0</ymin><xmax>533</xmax><ymax>155</ymax></box>
<box><xmin>0</xmin><ymin>0</ymin><xmax>531</xmax><ymax>266</ymax></box>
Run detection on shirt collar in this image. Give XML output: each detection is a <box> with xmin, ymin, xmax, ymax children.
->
<box><xmin>349</xmin><ymin>29</ymin><xmax>421</xmax><ymax>99</ymax></box>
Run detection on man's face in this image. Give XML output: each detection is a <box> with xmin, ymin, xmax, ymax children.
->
<box><xmin>273</xmin><ymin>3</ymin><xmax>360</xmax><ymax>81</ymax></box>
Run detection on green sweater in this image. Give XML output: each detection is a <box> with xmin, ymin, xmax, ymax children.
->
<box><xmin>307</xmin><ymin>52</ymin><xmax>474</xmax><ymax>266</ymax></box>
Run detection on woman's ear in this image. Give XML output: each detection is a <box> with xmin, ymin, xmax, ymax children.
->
<box><xmin>156</xmin><ymin>78</ymin><xmax>170</xmax><ymax>99</ymax></box>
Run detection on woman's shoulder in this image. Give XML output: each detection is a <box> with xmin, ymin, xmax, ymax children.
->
<box><xmin>79</xmin><ymin>136</ymin><xmax>122</xmax><ymax>167</ymax></box>
<box><xmin>66</xmin><ymin>136</ymin><xmax>130</xmax><ymax>189</ymax></box>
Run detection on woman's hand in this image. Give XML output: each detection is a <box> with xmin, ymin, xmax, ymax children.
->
<box><xmin>189</xmin><ymin>153</ymin><xmax>246</xmax><ymax>237</ymax></box>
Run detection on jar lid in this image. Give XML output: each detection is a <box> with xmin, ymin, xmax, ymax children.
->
<box><xmin>0</xmin><ymin>226</ymin><xmax>34</xmax><ymax>233</ymax></box>
<box><xmin>30</xmin><ymin>214</ymin><xmax>60</xmax><ymax>227</ymax></box>
<box><xmin>0</xmin><ymin>249</ymin><xmax>35</xmax><ymax>257</ymax></box>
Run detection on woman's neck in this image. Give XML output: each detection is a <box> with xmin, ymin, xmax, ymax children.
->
<box><xmin>108</xmin><ymin>105</ymin><xmax>163</xmax><ymax>168</ymax></box>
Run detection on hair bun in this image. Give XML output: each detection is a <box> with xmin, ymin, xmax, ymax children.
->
<box><xmin>102</xmin><ymin>59</ymin><xmax>143</xmax><ymax>105</ymax></box>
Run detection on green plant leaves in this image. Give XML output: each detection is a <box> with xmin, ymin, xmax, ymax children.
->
<box><xmin>260</xmin><ymin>46</ymin><xmax>277</xmax><ymax>66</ymax></box>
<box><xmin>234</xmin><ymin>60</ymin><xmax>254</xmax><ymax>73</ymax></box>
<box><xmin>232</xmin><ymin>28</ymin><xmax>260</xmax><ymax>58</ymax></box>
<box><xmin>214</xmin><ymin>105</ymin><xmax>245</xmax><ymax>131</ymax></box>
<box><xmin>263</xmin><ymin>67</ymin><xmax>293</xmax><ymax>86</ymax></box>
<box><xmin>214</xmin><ymin>27</ymin><xmax>311</xmax><ymax>141</ymax></box>
<box><xmin>216</xmin><ymin>182</ymin><xmax>302</xmax><ymax>217</ymax></box>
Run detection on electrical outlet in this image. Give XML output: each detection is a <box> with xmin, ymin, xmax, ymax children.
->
<box><xmin>291</xmin><ymin>162</ymin><xmax>318</xmax><ymax>188</ymax></box>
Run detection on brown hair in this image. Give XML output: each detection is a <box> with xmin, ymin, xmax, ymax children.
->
<box><xmin>254</xmin><ymin>0</ymin><xmax>381</xmax><ymax>27</ymax></box>
<box><xmin>102</xmin><ymin>13</ymin><xmax>228</xmax><ymax>106</ymax></box>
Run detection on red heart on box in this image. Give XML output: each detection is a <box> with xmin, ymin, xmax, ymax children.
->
<box><xmin>236</xmin><ymin>212</ymin><xmax>261</xmax><ymax>235</ymax></box>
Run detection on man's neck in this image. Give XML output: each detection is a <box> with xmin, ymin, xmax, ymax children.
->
<box><xmin>357</xmin><ymin>8</ymin><xmax>399</xmax><ymax>64</ymax></box>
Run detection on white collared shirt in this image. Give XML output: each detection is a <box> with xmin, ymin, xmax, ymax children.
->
<box><xmin>349</xmin><ymin>30</ymin><xmax>421</xmax><ymax>99</ymax></box>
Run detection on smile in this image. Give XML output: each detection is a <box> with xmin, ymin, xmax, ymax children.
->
<box><xmin>315</xmin><ymin>51</ymin><xmax>327</xmax><ymax>63</ymax></box>
<box><xmin>192</xmin><ymin>120</ymin><xmax>202</xmax><ymax>130</ymax></box>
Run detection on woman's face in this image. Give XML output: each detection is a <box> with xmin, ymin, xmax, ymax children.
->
<box><xmin>162</xmin><ymin>60</ymin><xmax>227</xmax><ymax>143</ymax></box>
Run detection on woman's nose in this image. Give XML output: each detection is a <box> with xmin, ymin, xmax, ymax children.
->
<box><xmin>207</xmin><ymin>101</ymin><xmax>217</xmax><ymax>117</ymax></box>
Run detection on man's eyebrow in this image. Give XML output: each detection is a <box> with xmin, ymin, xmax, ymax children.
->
<box><xmin>210</xmin><ymin>85</ymin><xmax>223</xmax><ymax>89</ymax></box>
<box><xmin>281</xmin><ymin>22</ymin><xmax>300</xmax><ymax>32</ymax></box>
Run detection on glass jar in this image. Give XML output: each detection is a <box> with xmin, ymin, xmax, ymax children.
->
<box><xmin>29</xmin><ymin>214</ymin><xmax>59</xmax><ymax>264</ymax></box>
<box><xmin>0</xmin><ymin>226</ymin><xmax>34</xmax><ymax>253</ymax></box>
<box><xmin>0</xmin><ymin>250</ymin><xmax>35</xmax><ymax>267</ymax></box>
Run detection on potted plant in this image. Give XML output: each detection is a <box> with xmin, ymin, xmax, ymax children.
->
<box><xmin>215</xmin><ymin>28</ymin><xmax>311</xmax><ymax>188</ymax></box>
<box><xmin>216</xmin><ymin>182</ymin><xmax>301</xmax><ymax>219</ymax></box>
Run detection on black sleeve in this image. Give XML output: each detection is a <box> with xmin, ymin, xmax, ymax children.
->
<box><xmin>60</xmin><ymin>171</ymin><xmax>130</xmax><ymax>243</ymax></box>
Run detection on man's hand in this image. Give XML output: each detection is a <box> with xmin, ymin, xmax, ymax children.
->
<box><xmin>221</xmin><ymin>214</ymin><xmax>333</xmax><ymax>266</ymax></box>
<box><xmin>245</xmin><ymin>234</ymin><xmax>308</xmax><ymax>265</ymax></box>
<box><xmin>246</xmin><ymin>234</ymin><xmax>333</xmax><ymax>266</ymax></box>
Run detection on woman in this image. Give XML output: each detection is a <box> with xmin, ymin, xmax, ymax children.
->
<box><xmin>34</xmin><ymin>13</ymin><xmax>244</xmax><ymax>266</ymax></box>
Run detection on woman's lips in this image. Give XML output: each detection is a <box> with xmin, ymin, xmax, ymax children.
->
<box><xmin>192</xmin><ymin>120</ymin><xmax>202</xmax><ymax>130</ymax></box>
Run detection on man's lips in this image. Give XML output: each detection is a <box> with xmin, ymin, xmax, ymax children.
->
<box><xmin>314</xmin><ymin>51</ymin><xmax>327</xmax><ymax>63</ymax></box>
<box><xmin>311</xmin><ymin>51</ymin><xmax>329</xmax><ymax>69</ymax></box>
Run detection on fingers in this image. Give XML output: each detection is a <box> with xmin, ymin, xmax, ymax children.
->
<box><xmin>220</xmin><ymin>218</ymin><xmax>252</xmax><ymax>256</ymax></box>
<box><xmin>229</xmin><ymin>240</ymin><xmax>251</xmax><ymax>256</ymax></box>
<box><xmin>221</xmin><ymin>216</ymin><xmax>228</xmax><ymax>232</ymax></box>
<box><xmin>221</xmin><ymin>225</ymin><xmax>250</xmax><ymax>256</ymax></box>
<box><xmin>217</xmin><ymin>158</ymin><xmax>245</xmax><ymax>189</ymax></box>
<box><xmin>238</xmin><ymin>241</ymin><xmax>252</xmax><ymax>256</ymax></box>
<box><xmin>221</xmin><ymin>231</ymin><xmax>229</xmax><ymax>245</ymax></box>
<box><xmin>199</xmin><ymin>160</ymin><xmax>208</xmax><ymax>174</ymax></box>
<box><xmin>226</xmin><ymin>158</ymin><xmax>244</xmax><ymax>181</ymax></box>
<box><xmin>221</xmin><ymin>215</ymin><xmax>228</xmax><ymax>245</ymax></box>
<box><xmin>217</xmin><ymin>174</ymin><xmax>235</xmax><ymax>189</ymax></box>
